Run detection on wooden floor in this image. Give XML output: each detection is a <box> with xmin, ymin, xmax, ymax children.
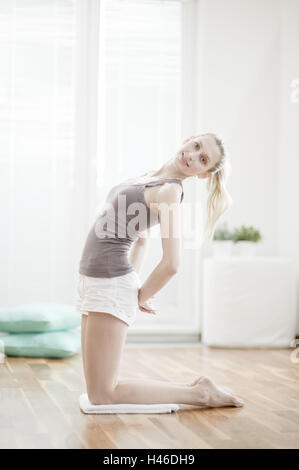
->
<box><xmin>0</xmin><ymin>344</ymin><xmax>299</xmax><ymax>449</ymax></box>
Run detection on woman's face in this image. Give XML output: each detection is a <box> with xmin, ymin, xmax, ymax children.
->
<box><xmin>175</xmin><ymin>134</ymin><xmax>221</xmax><ymax>179</ymax></box>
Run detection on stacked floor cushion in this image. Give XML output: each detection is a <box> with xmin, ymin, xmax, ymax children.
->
<box><xmin>0</xmin><ymin>303</ymin><xmax>81</xmax><ymax>358</ymax></box>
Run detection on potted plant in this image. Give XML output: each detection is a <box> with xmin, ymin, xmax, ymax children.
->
<box><xmin>212</xmin><ymin>223</ymin><xmax>234</xmax><ymax>257</ymax></box>
<box><xmin>232</xmin><ymin>225</ymin><xmax>262</xmax><ymax>256</ymax></box>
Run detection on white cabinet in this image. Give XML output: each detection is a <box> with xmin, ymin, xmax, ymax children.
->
<box><xmin>202</xmin><ymin>257</ymin><xmax>297</xmax><ymax>348</ymax></box>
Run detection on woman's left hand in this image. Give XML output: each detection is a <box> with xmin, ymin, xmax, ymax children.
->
<box><xmin>138</xmin><ymin>288</ymin><xmax>157</xmax><ymax>315</ymax></box>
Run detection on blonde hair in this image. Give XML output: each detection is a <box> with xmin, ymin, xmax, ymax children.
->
<box><xmin>200</xmin><ymin>133</ymin><xmax>232</xmax><ymax>243</ymax></box>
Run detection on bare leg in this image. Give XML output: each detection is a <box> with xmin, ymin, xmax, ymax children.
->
<box><xmin>119</xmin><ymin>377</ymin><xmax>200</xmax><ymax>387</ymax></box>
<box><xmin>81</xmin><ymin>313</ymin><xmax>196</xmax><ymax>388</ymax></box>
<box><xmin>81</xmin><ymin>314</ymin><xmax>88</xmax><ymax>383</ymax></box>
<box><xmin>84</xmin><ymin>311</ymin><xmax>244</xmax><ymax>407</ymax></box>
<box><xmin>112</xmin><ymin>376</ymin><xmax>244</xmax><ymax>407</ymax></box>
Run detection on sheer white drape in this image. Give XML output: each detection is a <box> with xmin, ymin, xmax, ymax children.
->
<box><xmin>0</xmin><ymin>0</ymin><xmax>77</xmax><ymax>306</ymax></box>
<box><xmin>0</xmin><ymin>0</ymin><xmax>200</xmax><ymax>337</ymax></box>
<box><xmin>95</xmin><ymin>0</ymin><xmax>201</xmax><ymax>335</ymax></box>
<box><xmin>96</xmin><ymin>0</ymin><xmax>182</xmax><ymax>204</ymax></box>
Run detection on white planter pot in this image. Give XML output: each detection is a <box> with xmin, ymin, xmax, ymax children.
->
<box><xmin>212</xmin><ymin>240</ymin><xmax>233</xmax><ymax>258</ymax></box>
<box><xmin>234</xmin><ymin>241</ymin><xmax>257</xmax><ymax>256</ymax></box>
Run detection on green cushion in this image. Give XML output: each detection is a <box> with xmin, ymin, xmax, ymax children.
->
<box><xmin>1</xmin><ymin>331</ymin><xmax>81</xmax><ymax>358</ymax></box>
<box><xmin>0</xmin><ymin>303</ymin><xmax>81</xmax><ymax>333</ymax></box>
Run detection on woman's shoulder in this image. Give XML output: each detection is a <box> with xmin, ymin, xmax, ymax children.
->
<box><xmin>120</xmin><ymin>171</ymin><xmax>184</xmax><ymax>204</ymax></box>
<box><xmin>154</xmin><ymin>181</ymin><xmax>183</xmax><ymax>205</ymax></box>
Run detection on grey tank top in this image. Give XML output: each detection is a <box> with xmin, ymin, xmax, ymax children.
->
<box><xmin>79</xmin><ymin>177</ymin><xmax>184</xmax><ymax>278</ymax></box>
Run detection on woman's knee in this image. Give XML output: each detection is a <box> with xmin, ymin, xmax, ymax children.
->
<box><xmin>87</xmin><ymin>386</ymin><xmax>115</xmax><ymax>405</ymax></box>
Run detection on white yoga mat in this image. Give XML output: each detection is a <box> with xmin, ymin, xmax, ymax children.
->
<box><xmin>79</xmin><ymin>393</ymin><xmax>180</xmax><ymax>414</ymax></box>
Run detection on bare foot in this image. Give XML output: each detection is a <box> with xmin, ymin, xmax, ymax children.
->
<box><xmin>193</xmin><ymin>376</ymin><xmax>244</xmax><ymax>408</ymax></box>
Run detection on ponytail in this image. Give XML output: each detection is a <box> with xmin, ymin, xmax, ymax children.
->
<box><xmin>202</xmin><ymin>137</ymin><xmax>232</xmax><ymax>243</ymax></box>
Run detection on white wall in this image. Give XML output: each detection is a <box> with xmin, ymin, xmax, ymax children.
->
<box><xmin>277</xmin><ymin>0</ymin><xmax>299</xmax><ymax>333</ymax></box>
<box><xmin>195</xmin><ymin>0</ymin><xmax>299</xmax><ymax>333</ymax></box>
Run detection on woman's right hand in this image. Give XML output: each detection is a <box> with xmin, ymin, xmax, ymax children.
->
<box><xmin>138</xmin><ymin>288</ymin><xmax>157</xmax><ymax>315</ymax></box>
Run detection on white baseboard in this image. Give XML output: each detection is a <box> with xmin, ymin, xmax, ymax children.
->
<box><xmin>126</xmin><ymin>331</ymin><xmax>201</xmax><ymax>344</ymax></box>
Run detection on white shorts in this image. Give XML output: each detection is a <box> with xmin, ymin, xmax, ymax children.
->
<box><xmin>75</xmin><ymin>270</ymin><xmax>141</xmax><ymax>327</ymax></box>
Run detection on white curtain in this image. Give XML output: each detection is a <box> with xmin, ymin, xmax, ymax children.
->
<box><xmin>96</xmin><ymin>0</ymin><xmax>183</xmax><ymax>196</ymax></box>
<box><xmin>94</xmin><ymin>0</ymin><xmax>201</xmax><ymax>334</ymax></box>
<box><xmin>0</xmin><ymin>0</ymin><xmax>77</xmax><ymax>306</ymax></box>
<box><xmin>0</xmin><ymin>0</ymin><xmax>201</xmax><ymax>336</ymax></box>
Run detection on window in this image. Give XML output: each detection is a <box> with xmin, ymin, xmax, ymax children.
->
<box><xmin>0</xmin><ymin>0</ymin><xmax>77</xmax><ymax>303</ymax></box>
<box><xmin>97</xmin><ymin>0</ymin><xmax>182</xmax><ymax>190</ymax></box>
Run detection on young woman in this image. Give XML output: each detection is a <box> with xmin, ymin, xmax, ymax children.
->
<box><xmin>76</xmin><ymin>132</ymin><xmax>244</xmax><ymax>408</ymax></box>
